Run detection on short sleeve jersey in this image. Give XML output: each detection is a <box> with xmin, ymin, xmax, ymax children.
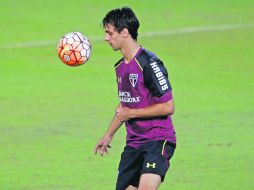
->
<box><xmin>115</xmin><ymin>48</ymin><xmax>176</xmax><ymax>148</ymax></box>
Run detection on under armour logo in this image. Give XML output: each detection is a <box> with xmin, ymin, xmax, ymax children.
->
<box><xmin>118</xmin><ymin>77</ymin><xmax>121</xmax><ymax>83</ymax></box>
<box><xmin>146</xmin><ymin>162</ymin><xmax>156</xmax><ymax>168</ymax></box>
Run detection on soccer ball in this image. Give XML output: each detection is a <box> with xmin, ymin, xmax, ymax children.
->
<box><xmin>57</xmin><ymin>32</ymin><xmax>91</xmax><ymax>66</ymax></box>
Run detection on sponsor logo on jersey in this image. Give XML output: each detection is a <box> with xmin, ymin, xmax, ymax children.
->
<box><xmin>118</xmin><ymin>91</ymin><xmax>140</xmax><ymax>103</ymax></box>
<box><xmin>150</xmin><ymin>62</ymin><xmax>169</xmax><ymax>91</ymax></box>
<box><xmin>129</xmin><ymin>74</ymin><xmax>138</xmax><ymax>87</ymax></box>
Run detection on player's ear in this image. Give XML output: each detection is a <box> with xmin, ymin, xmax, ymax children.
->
<box><xmin>122</xmin><ymin>28</ymin><xmax>129</xmax><ymax>38</ymax></box>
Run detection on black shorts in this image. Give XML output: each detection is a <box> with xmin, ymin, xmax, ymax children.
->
<box><xmin>116</xmin><ymin>140</ymin><xmax>176</xmax><ymax>190</ymax></box>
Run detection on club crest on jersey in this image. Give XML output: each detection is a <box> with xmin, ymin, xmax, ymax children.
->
<box><xmin>129</xmin><ymin>74</ymin><xmax>138</xmax><ymax>87</ymax></box>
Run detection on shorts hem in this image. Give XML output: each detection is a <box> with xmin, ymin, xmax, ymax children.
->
<box><xmin>140</xmin><ymin>171</ymin><xmax>165</xmax><ymax>182</ymax></box>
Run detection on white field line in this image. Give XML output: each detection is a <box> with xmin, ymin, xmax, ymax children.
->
<box><xmin>1</xmin><ymin>23</ymin><xmax>254</xmax><ymax>49</ymax></box>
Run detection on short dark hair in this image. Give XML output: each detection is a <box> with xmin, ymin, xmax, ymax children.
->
<box><xmin>102</xmin><ymin>7</ymin><xmax>140</xmax><ymax>40</ymax></box>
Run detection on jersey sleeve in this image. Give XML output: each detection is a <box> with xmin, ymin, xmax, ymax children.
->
<box><xmin>143</xmin><ymin>59</ymin><xmax>172</xmax><ymax>99</ymax></box>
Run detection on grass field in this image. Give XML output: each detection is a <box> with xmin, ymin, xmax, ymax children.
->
<box><xmin>0</xmin><ymin>0</ymin><xmax>254</xmax><ymax>189</ymax></box>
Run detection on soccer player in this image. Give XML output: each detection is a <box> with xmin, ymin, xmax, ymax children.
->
<box><xmin>94</xmin><ymin>7</ymin><xmax>176</xmax><ymax>190</ymax></box>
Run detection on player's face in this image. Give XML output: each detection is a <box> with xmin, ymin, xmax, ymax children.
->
<box><xmin>104</xmin><ymin>24</ymin><xmax>124</xmax><ymax>51</ymax></box>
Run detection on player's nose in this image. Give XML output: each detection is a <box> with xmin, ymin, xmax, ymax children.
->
<box><xmin>104</xmin><ymin>34</ymin><xmax>110</xmax><ymax>42</ymax></box>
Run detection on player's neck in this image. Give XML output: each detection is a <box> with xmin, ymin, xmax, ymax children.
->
<box><xmin>121</xmin><ymin>40</ymin><xmax>140</xmax><ymax>64</ymax></box>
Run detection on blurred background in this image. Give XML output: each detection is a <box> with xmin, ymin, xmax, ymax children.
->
<box><xmin>0</xmin><ymin>0</ymin><xmax>253</xmax><ymax>189</ymax></box>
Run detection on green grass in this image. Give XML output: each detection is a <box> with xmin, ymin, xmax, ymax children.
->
<box><xmin>0</xmin><ymin>0</ymin><xmax>254</xmax><ymax>189</ymax></box>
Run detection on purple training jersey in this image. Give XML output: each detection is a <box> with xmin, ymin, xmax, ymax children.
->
<box><xmin>115</xmin><ymin>47</ymin><xmax>176</xmax><ymax>148</ymax></box>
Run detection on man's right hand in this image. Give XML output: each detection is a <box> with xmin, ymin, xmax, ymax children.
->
<box><xmin>94</xmin><ymin>135</ymin><xmax>112</xmax><ymax>156</ymax></box>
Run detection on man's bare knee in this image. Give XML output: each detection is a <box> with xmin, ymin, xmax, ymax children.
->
<box><xmin>138</xmin><ymin>173</ymin><xmax>161</xmax><ymax>190</ymax></box>
<box><xmin>125</xmin><ymin>185</ymin><xmax>138</xmax><ymax>190</ymax></box>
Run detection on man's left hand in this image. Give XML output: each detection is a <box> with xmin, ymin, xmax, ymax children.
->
<box><xmin>115</xmin><ymin>107</ymin><xmax>133</xmax><ymax>122</ymax></box>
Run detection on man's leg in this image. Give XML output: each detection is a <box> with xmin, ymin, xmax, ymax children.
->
<box><xmin>116</xmin><ymin>146</ymin><xmax>142</xmax><ymax>190</ymax></box>
<box><xmin>138</xmin><ymin>141</ymin><xmax>176</xmax><ymax>190</ymax></box>
<box><xmin>138</xmin><ymin>173</ymin><xmax>161</xmax><ymax>190</ymax></box>
<box><xmin>125</xmin><ymin>185</ymin><xmax>138</xmax><ymax>190</ymax></box>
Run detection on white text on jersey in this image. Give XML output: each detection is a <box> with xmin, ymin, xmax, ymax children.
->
<box><xmin>150</xmin><ymin>62</ymin><xmax>168</xmax><ymax>91</ymax></box>
<box><xmin>118</xmin><ymin>91</ymin><xmax>140</xmax><ymax>103</ymax></box>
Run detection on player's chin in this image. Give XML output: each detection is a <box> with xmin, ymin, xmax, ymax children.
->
<box><xmin>111</xmin><ymin>45</ymin><xmax>119</xmax><ymax>51</ymax></box>
<box><xmin>112</xmin><ymin>48</ymin><xmax>119</xmax><ymax>51</ymax></box>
